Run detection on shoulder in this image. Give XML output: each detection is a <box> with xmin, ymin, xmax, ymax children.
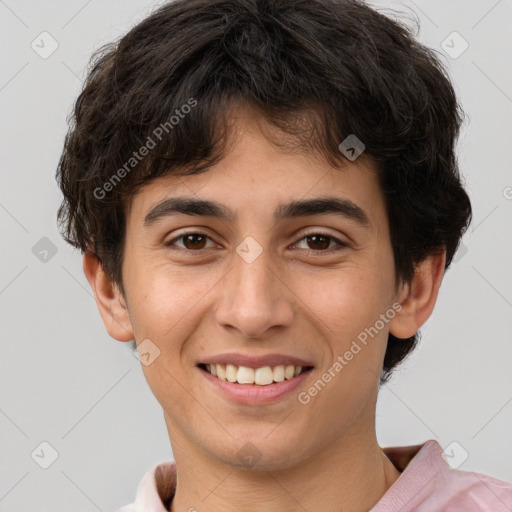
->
<box><xmin>373</xmin><ymin>440</ymin><xmax>512</xmax><ymax>512</ymax></box>
<box><xmin>438</xmin><ymin>467</ymin><xmax>512</xmax><ymax>511</ymax></box>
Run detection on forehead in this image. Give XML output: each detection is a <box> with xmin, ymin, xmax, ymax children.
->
<box><xmin>126</xmin><ymin>107</ymin><xmax>385</xmax><ymax>230</ymax></box>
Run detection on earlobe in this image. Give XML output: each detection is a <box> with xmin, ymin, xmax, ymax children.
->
<box><xmin>82</xmin><ymin>252</ymin><xmax>134</xmax><ymax>342</ymax></box>
<box><xmin>388</xmin><ymin>250</ymin><xmax>446</xmax><ymax>339</ymax></box>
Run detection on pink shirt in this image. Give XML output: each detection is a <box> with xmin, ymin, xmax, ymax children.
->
<box><xmin>117</xmin><ymin>439</ymin><xmax>512</xmax><ymax>512</ymax></box>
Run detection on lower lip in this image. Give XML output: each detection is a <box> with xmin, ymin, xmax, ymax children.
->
<box><xmin>199</xmin><ymin>366</ymin><xmax>313</xmax><ymax>405</ymax></box>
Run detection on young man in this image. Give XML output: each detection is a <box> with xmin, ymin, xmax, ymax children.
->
<box><xmin>55</xmin><ymin>0</ymin><xmax>512</xmax><ymax>510</ymax></box>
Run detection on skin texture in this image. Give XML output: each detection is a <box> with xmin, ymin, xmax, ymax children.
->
<box><xmin>84</xmin><ymin>106</ymin><xmax>446</xmax><ymax>512</ymax></box>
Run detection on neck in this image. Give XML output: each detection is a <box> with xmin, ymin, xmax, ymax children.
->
<box><xmin>167</xmin><ymin>418</ymin><xmax>401</xmax><ymax>512</ymax></box>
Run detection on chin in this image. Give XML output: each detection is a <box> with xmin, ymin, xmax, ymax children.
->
<box><xmin>209</xmin><ymin>436</ymin><xmax>310</xmax><ymax>472</ymax></box>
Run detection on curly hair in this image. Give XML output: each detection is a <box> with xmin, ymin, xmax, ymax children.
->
<box><xmin>56</xmin><ymin>0</ymin><xmax>472</xmax><ymax>384</ymax></box>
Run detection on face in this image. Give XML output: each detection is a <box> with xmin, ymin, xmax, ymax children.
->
<box><xmin>118</xmin><ymin>107</ymin><xmax>403</xmax><ymax>470</ymax></box>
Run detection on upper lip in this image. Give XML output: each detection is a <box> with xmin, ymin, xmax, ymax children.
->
<box><xmin>198</xmin><ymin>353</ymin><xmax>314</xmax><ymax>368</ymax></box>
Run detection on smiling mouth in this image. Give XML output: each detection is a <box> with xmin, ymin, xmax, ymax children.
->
<box><xmin>198</xmin><ymin>363</ymin><xmax>314</xmax><ymax>386</ymax></box>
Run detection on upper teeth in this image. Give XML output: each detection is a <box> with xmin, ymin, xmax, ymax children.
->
<box><xmin>206</xmin><ymin>363</ymin><xmax>304</xmax><ymax>385</ymax></box>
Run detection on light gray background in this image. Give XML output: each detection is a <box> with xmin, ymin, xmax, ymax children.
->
<box><xmin>1</xmin><ymin>0</ymin><xmax>511</xmax><ymax>510</ymax></box>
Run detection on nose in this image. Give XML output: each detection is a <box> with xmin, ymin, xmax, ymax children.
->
<box><xmin>214</xmin><ymin>245</ymin><xmax>295</xmax><ymax>339</ymax></box>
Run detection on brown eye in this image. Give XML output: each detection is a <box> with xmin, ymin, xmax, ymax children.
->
<box><xmin>164</xmin><ymin>232</ymin><xmax>215</xmax><ymax>251</ymax></box>
<box><xmin>305</xmin><ymin>234</ymin><xmax>331</xmax><ymax>250</ymax></box>
<box><xmin>181</xmin><ymin>233</ymin><xmax>207</xmax><ymax>250</ymax></box>
<box><xmin>294</xmin><ymin>233</ymin><xmax>348</xmax><ymax>253</ymax></box>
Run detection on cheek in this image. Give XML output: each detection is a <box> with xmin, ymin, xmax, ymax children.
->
<box><xmin>127</xmin><ymin>266</ymin><xmax>208</xmax><ymax>410</ymax></box>
<box><xmin>125</xmin><ymin>257</ymin><xmax>208</xmax><ymax>338</ymax></box>
<box><xmin>292</xmin><ymin>264</ymin><xmax>392</xmax><ymax>399</ymax></box>
<box><xmin>293</xmin><ymin>263</ymin><xmax>388</xmax><ymax>340</ymax></box>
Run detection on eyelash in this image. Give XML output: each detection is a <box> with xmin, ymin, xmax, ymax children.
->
<box><xmin>163</xmin><ymin>231</ymin><xmax>349</xmax><ymax>256</ymax></box>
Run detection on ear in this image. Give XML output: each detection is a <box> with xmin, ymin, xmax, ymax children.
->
<box><xmin>388</xmin><ymin>249</ymin><xmax>446</xmax><ymax>339</ymax></box>
<box><xmin>82</xmin><ymin>252</ymin><xmax>134</xmax><ymax>342</ymax></box>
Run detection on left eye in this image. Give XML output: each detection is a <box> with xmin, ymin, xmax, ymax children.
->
<box><xmin>165</xmin><ymin>232</ymin><xmax>347</xmax><ymax>253</ymax></box>
<box><xmin>293</xmin><ymin>233</ymin><xmax>347</xmax><ymax>252</ymax></box>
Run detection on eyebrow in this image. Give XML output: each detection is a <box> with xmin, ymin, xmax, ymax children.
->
<box><xmin>143</xmin><ymin>196</ymin><xmax>371</xmax><ymax>228</ymax></box>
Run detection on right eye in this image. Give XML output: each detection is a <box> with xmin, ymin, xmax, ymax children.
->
<box><xmin>163</xmin><ymin>231</ymin><xmax>218</xmax><ymax>253</ymax></box>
